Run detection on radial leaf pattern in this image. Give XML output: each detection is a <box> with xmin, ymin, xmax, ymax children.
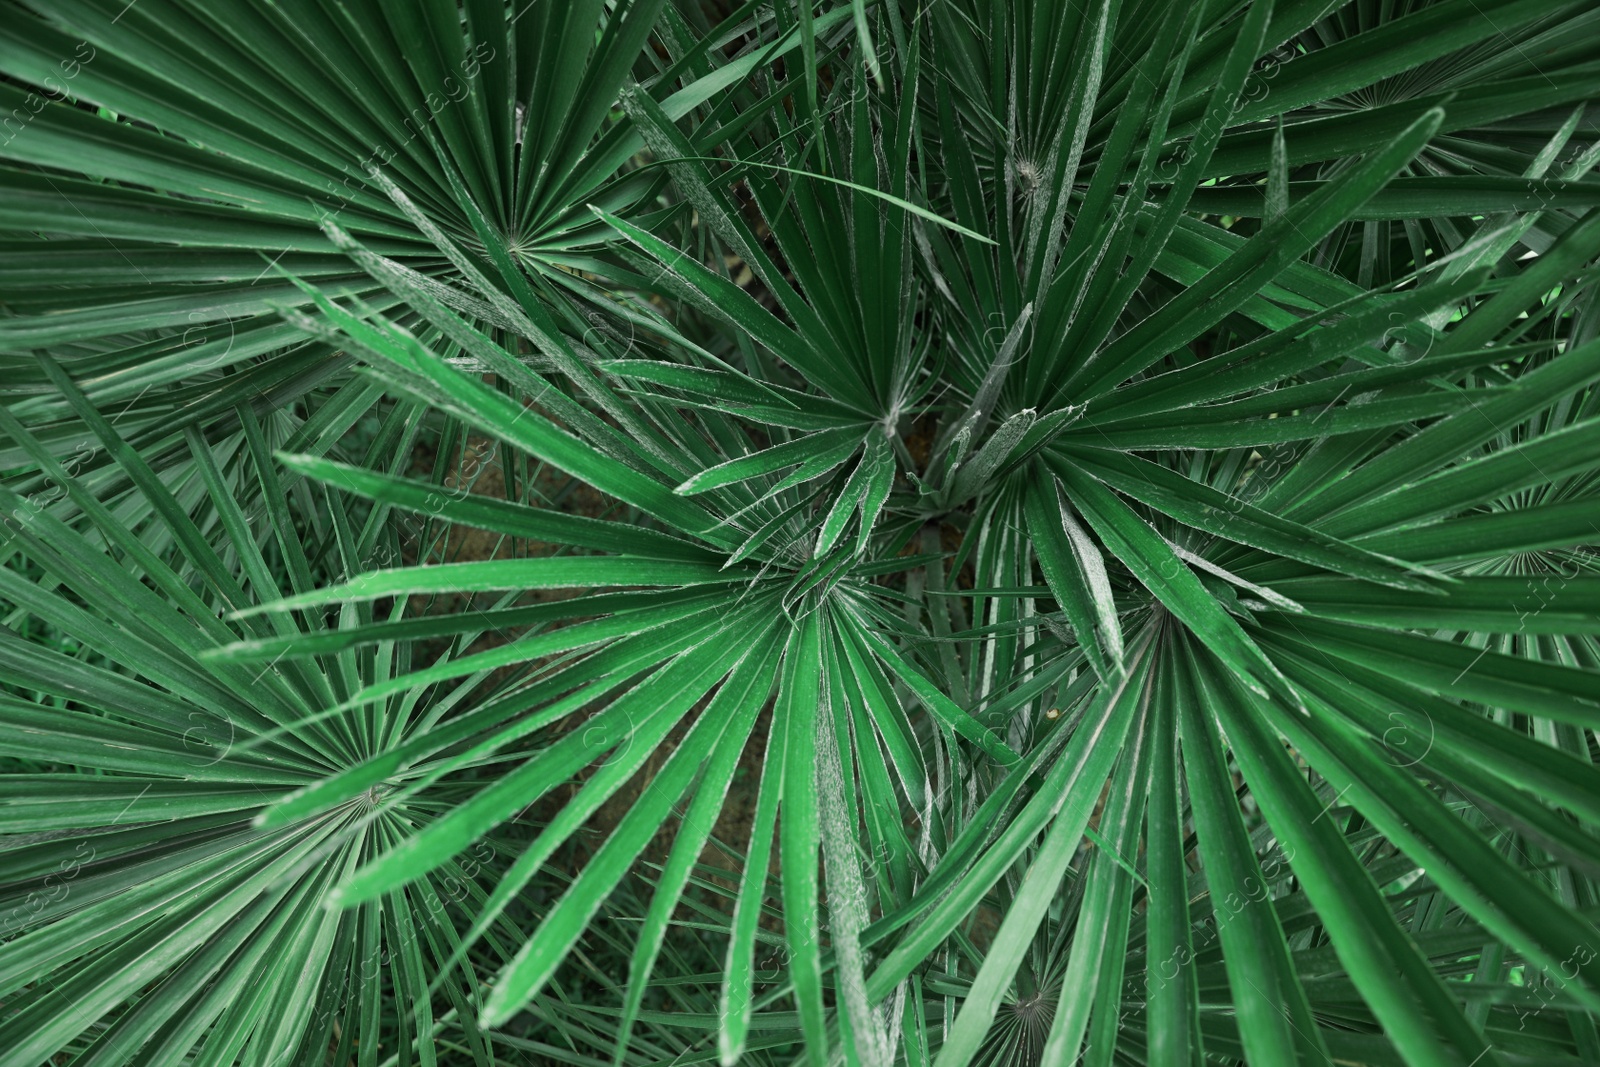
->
<box><xmin>3</xmin><ymin>1</ymin><xmax>1600</xmax><ymax>1065</ymax></box>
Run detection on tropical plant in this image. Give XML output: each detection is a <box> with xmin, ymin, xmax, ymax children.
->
<box><xmin>4</xmin><ymin>1</ymin><xmax>1600</xmax><ymax>1065</ymax></box>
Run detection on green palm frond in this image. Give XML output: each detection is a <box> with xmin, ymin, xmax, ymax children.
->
<box><xmin>0</xmin><ymin>402</ymin><xmax>530</xmax><ymax>1065</ymax></box>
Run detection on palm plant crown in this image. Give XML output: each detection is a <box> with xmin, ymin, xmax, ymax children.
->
<box><xmin>3</xmin><ymin>1</ymin><xmax>1600</xmax><ymax>1065</ymax></box>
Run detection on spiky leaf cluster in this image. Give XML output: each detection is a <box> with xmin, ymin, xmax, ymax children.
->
<box><xmin>3</xmin><ymin>1</ymin><xmax>1600</xmax><ymax>1065</ymax></box>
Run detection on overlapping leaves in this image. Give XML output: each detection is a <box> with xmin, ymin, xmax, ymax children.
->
<box><xmin>4</xmin><ymin>1</ymin><xmax>1600</xmax><ymax>1065</ymax></box>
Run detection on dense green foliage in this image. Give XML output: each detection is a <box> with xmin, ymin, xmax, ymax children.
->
<box><xmin>3</xmin><ymin>1</ymin><xmax>1600</xmax><ymax>1064</ymax></box>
